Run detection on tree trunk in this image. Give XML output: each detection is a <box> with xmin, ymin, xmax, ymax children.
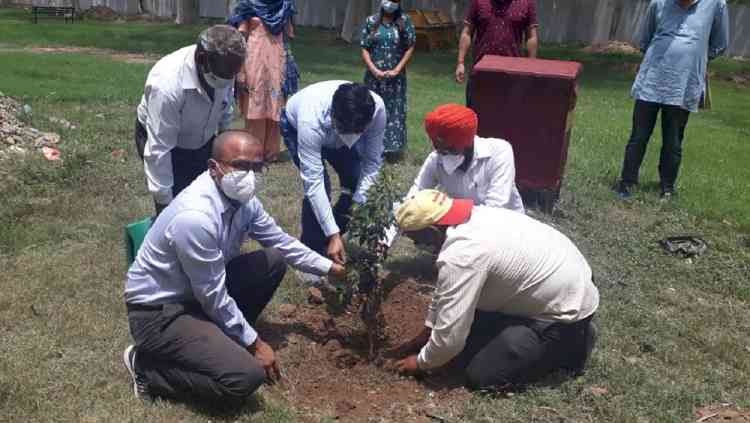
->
<box><xmin>176</xmin><ymin>0</ymin><xmax>199</xmax><ymax>25</ymax></box>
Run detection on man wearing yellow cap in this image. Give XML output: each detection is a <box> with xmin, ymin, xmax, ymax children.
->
<box><xmin>393</xmin><ymin>190</ymin><xmax>599</xmax><ymax>390</ymax></box>
<box><xmin>383</xmin><ymin>103</ymin><xmax>524</xmax><ymax>248</ymax></box>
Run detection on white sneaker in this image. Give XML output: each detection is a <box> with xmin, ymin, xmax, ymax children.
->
<box><xmin>123</xmin><ymin>345</ymin><xmax>151</xmax><ymax>400</ymax></box>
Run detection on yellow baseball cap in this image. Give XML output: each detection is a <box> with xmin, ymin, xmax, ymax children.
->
<box><xmin>396</xmin><ymin>189</ymin><xmax>474</xmax><ymax>232</ymax></box>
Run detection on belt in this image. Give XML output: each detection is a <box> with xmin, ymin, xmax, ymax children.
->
<box><xmin>126</xmin><ymin>302</ymin><xmax>164</xmax><ymax>312</ymax></box>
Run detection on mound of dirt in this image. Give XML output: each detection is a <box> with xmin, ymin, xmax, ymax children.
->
<box><xmin>728</xmin><ymin>72</ymin><xmax>750</xmax><ymax>86</ymax></box>
<box><xmin>82</xmin><ymin>5</ymin><xmax>120</xmax><ymax>21</ymax></box>
<box><xmin>0</xmin><ymin>94</ymin><xmax>63</xmax><ymax>160</ymax></box>
<box><xmin>124</xmin><ymin>13</ymin><xmax>173</xmax><ymax>23</ymax></box>
<box><xmin>259</xmin><ymin>278</ymin><xmax>471</xmax><ymax>422</ymax></box>
<box><xmin>582</xmin><ymin>41</ymin><xmax>640</xmax><ymax>55</ymax></box>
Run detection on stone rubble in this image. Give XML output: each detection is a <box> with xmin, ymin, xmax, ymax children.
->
<box><xmin>1</xmin><ymin>94</ymin><xmax>66</xmax><ymax>161</ymax></box>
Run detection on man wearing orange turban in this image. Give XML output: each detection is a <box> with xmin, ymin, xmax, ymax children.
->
<box><xmin>382</xmin><ymin>103</ymin><xmax>524</xmax><ymax>248</ymax></box>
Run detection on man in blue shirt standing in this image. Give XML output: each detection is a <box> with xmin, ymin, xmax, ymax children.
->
<box><xmin>123</xmin><ymin>130</ymin><xmax>345</xmax><ymax>403</ymax></box>
<box><xmin>615</xmin><ymin>0</ymin><xmax>729</xmax><ymax>200</ymax></box>
<box><xmin>281</xmin><ymin>81</ymin><xmax>386</xmax><ymax>279</ymax></box>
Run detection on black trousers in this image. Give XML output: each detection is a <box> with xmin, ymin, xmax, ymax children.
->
<box><xmin>135</xmin><ymin>119</ymin><xmax>214</xmax><ymax>209</ymax></box>
<box><xmin>620</xmin><ymin>100</ymin><xmax>691</xmax><ymax>191</ymax></box>
<box><xmin>126</xmin><ymin>248</ymin><xmax>286</xmax><ymax>402</ymax></box>
<box><xmin>457</xmin><ymin>311</ymin><xmax>596</xmax><ymax>390</ymax></box>
<box><xmin>465</xmin><ymin>74</ymin><xmax>474</xmax><ymax>110</ymax></box>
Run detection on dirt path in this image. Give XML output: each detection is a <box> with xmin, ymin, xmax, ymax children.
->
<box><xmin>0</xmin><ymin>45</ymin><xmax>157</xmax><ymax>64</ymax></box>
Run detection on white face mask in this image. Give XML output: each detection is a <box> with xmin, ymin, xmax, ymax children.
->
<box><xmin>440</xmin><ymin>153</ymin><xmax>465</xmax><ymax>175</ymax></box>
<box><xmin>382</xmin><ymin>0</ymin><xmax>399</xmax><ymax>13</ymax></box>
<box><xmin>202</xmin><ymin>65</ymin><xmax>233</xmax><ymax>89</ymax></box>
<box><xmin>220</xmin><ymin>169</ymin><xmax>256</xmax><ymax>204</ymax></box>
<box><xmin>338</xmin><ymin>132</ymin><xmax>362</xmax><ymax>149</ymax></box>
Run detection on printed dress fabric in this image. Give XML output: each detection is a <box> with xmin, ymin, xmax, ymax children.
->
<box><xmin>237</xmin><ymin>17</ymin><xmax>287</xmax><ymax>122</ymax></box>
<box><xmin>360</xmin><ymin>14</ymin><xmax>416</xmax><ymax>153</ymax></box>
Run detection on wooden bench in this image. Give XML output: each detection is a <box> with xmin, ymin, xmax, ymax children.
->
<box><xmin>406</xmin><ymin>9</ymin><xmax>456</xmax><ymax>52</ymax></box>
<box><xmin>31</xmin><ymin>6</ymin><xmax>76</xmax><ymax>24</ymax></box>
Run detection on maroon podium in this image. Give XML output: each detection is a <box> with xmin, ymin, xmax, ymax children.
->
<box><xmin>471</xmin><ymin>55</ymin><xmax>583</xmax><ymax>212</ymax></box>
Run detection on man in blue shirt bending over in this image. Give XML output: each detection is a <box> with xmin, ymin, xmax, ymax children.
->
<box><xmin>123</xmin><ymin>130</ymin><xmax>345</xmax><ymax>403</ymax></box>
<box><xmin>615</xmin><ymin>0</ymin><xmax>729</xmax><ymax>200</ymax></box>
<box><xmin>280</xmin><ymin>81</ymin><xmax>386</xmax><ymax>282</ymax></box>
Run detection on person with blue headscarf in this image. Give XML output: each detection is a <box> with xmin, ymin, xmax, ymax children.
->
<box><xmin>228</xmin><ymin>0</ymin><xmax>299</xmax><ymax>162</ymax></box>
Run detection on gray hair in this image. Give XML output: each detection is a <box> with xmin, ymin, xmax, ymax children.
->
<box><xmin>198</xmin><ymin>25</ymin><xmax>246</xmax><ymax>58</ymax></box>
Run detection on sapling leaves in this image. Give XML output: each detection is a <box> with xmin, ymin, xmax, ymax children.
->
<box><xmin>327</xmin><ymin>168</ymin><xmax>402</xmax><ymax>360</ymax></box>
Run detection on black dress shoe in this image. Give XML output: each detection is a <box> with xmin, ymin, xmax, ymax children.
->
<box><xmin>614</xmin><ymin>181</ymin><xmax>634</xmax><ymax>199</ymax></box>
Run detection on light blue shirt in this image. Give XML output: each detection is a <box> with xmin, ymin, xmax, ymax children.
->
<box><xmin>136</xmin><ymin>45</ymin><xmax>235</xmax><ymax>205</ymax></box>
<box><xmin>124</xmin><ymin>172</ymin><xmax>333</xmax><ymax>348</ymax></box>
<box><xmin>284</xmin><ymin>80</ymin><xmax>387</xmax><ymax>238</ymax></box>
<box><xmin>632</xmin><ymin>0</ymin><xmax>730</xmax><ymax>112</ymax></box>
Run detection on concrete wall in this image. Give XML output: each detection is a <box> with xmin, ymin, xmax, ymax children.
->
<box><xmin>13</xmin><ymin>0</ymin><xmax>750</xmax><ymax>56</ymax></box>
<box><xmin>530</xmin><ymin>0</ymin><xmax>746</xmax><ymax>57</ymax></box>
<box><xmin>332</xmin><ymin>0</ymin><xmax>750</xmax><ymax>57</ymax></box>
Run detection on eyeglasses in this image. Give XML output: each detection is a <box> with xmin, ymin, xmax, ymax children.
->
<box><xmin>217</xmin><ymin>159</ymin><xmax>268</xmax><ymax>174</ymax></box>
<box><xmin>204</xmin><ymin>51</ymin><xmax>244</xmax><ymax>79</ymax></box>
<box><xmin>332</xmin><ymin>117</ymin><xmax>367</xmax><ymax>135</ymax></box>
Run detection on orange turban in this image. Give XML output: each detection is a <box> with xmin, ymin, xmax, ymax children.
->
<box><xmin>424</xmin><ymin>104</ymin><xmax>478</xmax><ymax>150</ymax></box>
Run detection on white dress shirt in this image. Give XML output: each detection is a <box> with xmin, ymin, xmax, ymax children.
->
<box><xmin>284</xmin><ymin>80</ymin><xmax>386</xmax><ymax>237</ymax></box>
<box><xmin>124</xmin><ymin>172</ymin><xmax>333</xmax><ymax>348</ymax></box>
<box><xmin>385</xmin><ymin>136</ymin><xmax>524</xmax><ymax>246</ymax></box>
<box><xmin>417</xmin><ymin>206</ymin><xmax>600</xmax><ymax>370</ymax></box>
<box><xmin>136</xmin><ymin>45</ymin><xmax>235</xmax><ymax>205</ymax></box>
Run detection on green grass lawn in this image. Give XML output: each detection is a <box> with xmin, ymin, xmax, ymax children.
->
<box><xmin>1</xmin><ymin>7</ymin><xmax>750</xmax><ymax>422</ymax></box>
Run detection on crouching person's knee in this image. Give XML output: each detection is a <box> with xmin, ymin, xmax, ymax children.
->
<box><xmin>217</xmin><ymin>360</ymin><xmax>266</xmax><ymax>400</ymax></box>
<box><xmin>265</xmin><ymin>247</ymin><xmax>287</xmax><ymax>285</ymax></box>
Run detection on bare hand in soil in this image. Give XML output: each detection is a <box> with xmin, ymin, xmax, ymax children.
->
<box><xmin>327</xmin><ymin>234</ymin><xmax>347</xmax><ymax>265</ymax></box>
<box><xmin>328</xmin><ymin>262</ymin><xmax>347</xmax><ymax>280</ymax></box>
<box><xmin>396</xmin><ymin>354</ymin><xmax>420</xmax><ymax>375</ymax></box>
<box><xmin>250</xmin><ymin>338</ymin><xmax>282</xmax><ymax>383</ymax></box>
<box><xmin>390</xmin><ymin>327</ymin><xmax>431</xmax><ymax>357</ymax></box>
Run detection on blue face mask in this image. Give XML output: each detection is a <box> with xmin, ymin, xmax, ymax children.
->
<box><xmin>382</xmin><ymin>0</ymin><xmax>399</xmax><ymax>14</ymax></box>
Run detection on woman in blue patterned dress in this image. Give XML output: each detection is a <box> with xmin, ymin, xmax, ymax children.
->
<box><xmin>360</xmin><ymin>0</ymin><xmax>416</xmax><ymax>159</ymax></box>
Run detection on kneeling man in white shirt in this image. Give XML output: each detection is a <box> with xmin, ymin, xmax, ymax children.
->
<box><xmin>393</xmin><ymin>190</ymin><xmax>598</xmax><ymax>390</ymax></box>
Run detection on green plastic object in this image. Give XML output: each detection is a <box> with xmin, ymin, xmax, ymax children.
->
<box><xmin>125</xmin><ymin>217</ymin><xmax>153</xmax><ymax>266</ymax></box>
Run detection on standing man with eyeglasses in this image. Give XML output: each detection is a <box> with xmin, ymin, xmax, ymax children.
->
<box><xmin>280</xmin><ymin>81</ymin><xmax>386</xmax><ymax>282</ymax></box>
<box><xmin>382</xmin><ymin>104</ymin><xmax>524</xmax><ymax>249</ymax></box>
<box><xmin>123</xmin><ymin>130</ymin><xmax>346</xmax><ymax>404</ymax></box>
<box><xmin>135</xmin><ymin>25</ymin><xmax>247</xmax><ymax>215</ymax></box>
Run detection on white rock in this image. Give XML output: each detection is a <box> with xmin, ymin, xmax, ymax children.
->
<box><xmin>34</xmin><ymin>132</ymin><xmax>61</xmax><ymax>147</ymax></box>
<box><xmin>8</xmin><ymin>146</ymin><xmax>27</xmax><ymax>155</ymax></box>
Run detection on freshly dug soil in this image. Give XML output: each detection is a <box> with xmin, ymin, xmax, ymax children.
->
<box><xmin>259</xmin><ymin>278</ymin><xmax>471</xmax><ymax>422</ymax></box>
<box><xmin>581</xmin><ymin>41</ymin><xmax>640</xmax><ymax>55</ymax></box>
<box><xmin>82</xmin><ymin>5</ymin><xmax>120</xmax><ymax>21</ymax></box>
